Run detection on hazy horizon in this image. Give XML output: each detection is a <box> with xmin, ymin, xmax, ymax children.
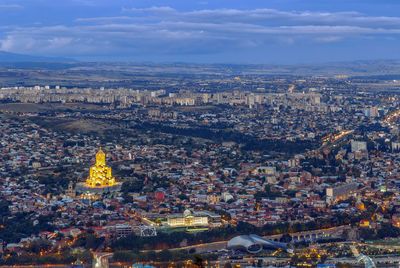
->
<box><xmin>1</xmin><ymin>0</ymin><xmax>400</xmax><ymax>63</ymax></box>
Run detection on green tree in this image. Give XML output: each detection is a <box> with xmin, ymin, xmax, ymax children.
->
<box><xmin>28</xmin><ymin>239</ymin><xmax>52</xmax><ymax>254</ymax></box>
<box><xmin>193</xmin><ymin>254</ymin><xmax>204</xmax><ymax>268</ymax></box>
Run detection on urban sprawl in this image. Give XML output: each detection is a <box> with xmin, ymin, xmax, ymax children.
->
<box><xmin>2</xmin><ymin>76</ymin><xmax>400</xmax><ymax>267</ymax></box>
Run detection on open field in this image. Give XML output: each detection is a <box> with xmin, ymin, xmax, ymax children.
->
<box><xmin>29</xmin><ymin>117</ymin><xmax>118</xmax><ymax>135</ymax></box>
<box><xmin>366</xmin><ymin>240</ymin><xmax>400</xmax><ymax>246</ymax></box>
<box><xmin>0</xmin><ymin>102</ymin><xmax>105</xmax><ymax>113</ymax></box>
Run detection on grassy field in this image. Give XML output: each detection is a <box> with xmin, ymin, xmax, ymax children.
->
<box><xmin>163</xmin><ymin>227</ymin><xmax>187</xmax><ymax>233</ymax></box>
<box><xmin>0</xmin><ymin>102</ymin><xmax>104</xmax><ymax>113</ymax></box>
<box><xmin>366</xmin><ymin>239</ymin><xmax>400</xmax><ymax>246</ymax></box>
<box><xmin>162</xmin><ymin>227</ymin><xmax>209</xmax><ymax>233</ymax></box>
<box><xmin>29</xmin><ymin>117</ymin><xmax>119</xmax><ymax>135</ymax></box>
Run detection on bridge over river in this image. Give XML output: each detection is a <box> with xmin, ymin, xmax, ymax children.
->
<box><xmin>92</xmin><ymin>253</ymin><xmax>113</xmax><ymax>268</ymax></box>
<box><xmin>146</xmin><ymin>225</ymin><xmax>351</xmax><ymax>254</ymax></box>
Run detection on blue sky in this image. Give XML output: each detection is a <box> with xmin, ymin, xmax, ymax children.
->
<box><xmin>0</xmin><ymin>0</ymin><xmax>400</xmax><ymax>63</ymax></box>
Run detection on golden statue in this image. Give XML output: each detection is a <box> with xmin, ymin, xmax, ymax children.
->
<box><xmin>86</xmin><ymin>148</ymin><xmax>116</xmax><ymax>187</ymax></box>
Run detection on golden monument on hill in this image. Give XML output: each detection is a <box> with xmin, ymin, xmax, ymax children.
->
<box><xmin>75</xmin><ymin>148</ymin><xmax>121</xmax><ymax>197</ymax></box>
<box><xmin>86</xmin><ymin>148</ymin><xmax>116</xmax><ymax>187</ymax></box>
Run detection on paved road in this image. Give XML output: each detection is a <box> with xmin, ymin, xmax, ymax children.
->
<box><xmin>144</xmin><ymin>225</ymin><xmax>350</xmax><ymax>253</ymax></box>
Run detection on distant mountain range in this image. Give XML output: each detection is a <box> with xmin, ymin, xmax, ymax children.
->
<box><xmin>0</xmin><ymin>51</ymin><xmax>76</xmax><ymax>62</ymax></box>
<box><xmin>0</xmin><ymin>51</ymin><xmax>399</xmax><ymax>77</ymax></box>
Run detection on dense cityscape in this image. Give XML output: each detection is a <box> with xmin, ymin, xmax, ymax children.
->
<box><xmin>1</xmin><ymin>72</ymin><xmax>400</xmax><ymax>267</ymax></box>
<box><xmin>2</xmin><ymin>0</ymin><xmax>400</xmax><ymax>267</ymax></box>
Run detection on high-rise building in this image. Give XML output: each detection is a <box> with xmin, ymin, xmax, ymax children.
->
<box><xmin>326</xmin><ymin>183</ymin><xmax>358</xmax><ymax>203</ymax></box>
<box><xmin>351</xmin><ymin>140</ymin><xmax>367</xmax><ymax>152</ymax></box>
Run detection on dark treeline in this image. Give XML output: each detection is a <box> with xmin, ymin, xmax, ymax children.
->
<box><xmin>111</xmin><ymin>213</ymin><xmax>359</xmax><ymax>252</ymax></box>
<box><xmin>112</xmin><ymin>249</ymin><xmax>217</xmax><ymax>265</ymax></box>
<box><xmin>0</xmin><ymin>200</ymin><xmax>54</xmax><ymax>243</ymax></box>
<box><xmin>0</xmin><ymin>250</ymin><xmax>93</xmax><ymax>266</ymax></box>
<box><xmin>136</xmin><ymin>122</ymin><xmax>317</xmax><ymax>154</ymax></box>
<box><xmin>112</xmin><ymin>201</ymin><xmax>400</xmax><ymax>252</ymax></box>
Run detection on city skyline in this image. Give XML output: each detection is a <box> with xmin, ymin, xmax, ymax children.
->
<box><xmin>3</xmin><ymin>1</ymin><xmax>400</xmax><ymax>267</ymax></box>
<box><xmin>0</xmin><ymin>0</ymin><xmax>400</xmax><ymax>63</ymax></box>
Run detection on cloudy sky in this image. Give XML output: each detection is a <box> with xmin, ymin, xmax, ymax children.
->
<box><xmin>1</xmin><ymin>0</ymin><xmax>400</xmax><ymax>63</ymax></box>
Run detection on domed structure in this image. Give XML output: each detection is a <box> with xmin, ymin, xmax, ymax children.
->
<box><xmin>227</xmin><ymin>235</ymin><xmax>263</xmax><ymax>253</ymax></box>
<box><xmin>227</xmin><ymin>234</ymin><xmax>290</xmax><ymax>253</ymax></box>
<box><xmin>86</xmin><ymin>148</ymin><xmax>115</xmax><ymax>187</ymax></box>
<box><xmin>75</xmin><ymin>147</ymin><xmax>121</xmax><ymax>197</ymax></box>
<box><xmin>167</xmin><ymin>209</ymin><xmax>208</xmax><ymax>227</ymax></box>
<box><xmin>183</xmin><ymin>209</ymin><xmax>192</xmax><ymax>217</ymax></box>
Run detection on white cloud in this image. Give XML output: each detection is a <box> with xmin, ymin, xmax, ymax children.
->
<box><xmin>122</xmin><ymin>6</ymin><xmax>176</xmax><ymax>14</ymax></box>
<box><xmin>75</xmin><ymin>16</ymin><xmax>149</xmax><ymax>23</ymax></box>
<box><xmin>118</xmin><ymin>7</ymin><xmax>400</xmax><ymax>28</ymax></box>
<box><xmin>315</xmin><ymin>36</ymin><xmax>343</xmax><ymax>43</ymax></box>
<box><xmin>2</xmin><ymin>6</ymin><xmax>400</xmax><ymax>58</ymax></box>
<box><xmin>0</xmin><ymin>4</ymin><xmax>22</xmax><ymax>8</ymax></box>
